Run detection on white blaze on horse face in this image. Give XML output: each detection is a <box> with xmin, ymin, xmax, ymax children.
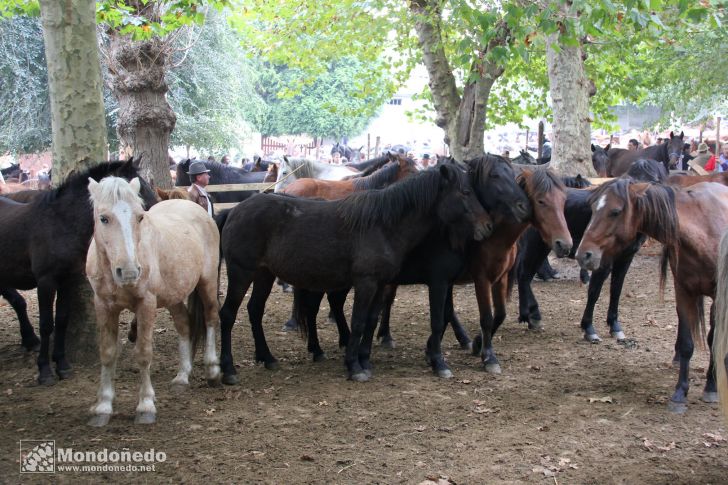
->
<box><xmin>113</xmin><ymin>200</ymin><xmax>138</xmax><ymax>269</ymax></box>
<box><xmin>595</xmin><ymin>194</ymin><xmax>607</xmax><ymax>212</ymax></box>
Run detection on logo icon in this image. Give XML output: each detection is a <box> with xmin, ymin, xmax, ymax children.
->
<box><xmin>20</xmin><ymin>440</ymin><xmax>55</xmax><ymax>473</ymax></box>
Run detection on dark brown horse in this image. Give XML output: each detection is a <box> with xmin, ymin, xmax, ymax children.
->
<box><xmin>282</xmin><ymin>154</ymin><xmax>417</xmax><ymax>199</ymax></box>
<box><xmin>576</xmin><ymin>179</ymin><xmax>728</xmax><ymax>413</ymax></box>
<box><xmin>608</xmin><ymin>131</ymin><xmax>684</xmax><ymax>176</ymax></box>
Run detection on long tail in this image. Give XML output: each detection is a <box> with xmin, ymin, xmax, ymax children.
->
<box><xmin>714</xmin><ymin>230</ymin><xmax>728</xmax><ymax>421</ymax></box>
<box><xmin>187</xmin><ymin>289</ymin><xmax>207</xmax><ymax>358</ymax></box>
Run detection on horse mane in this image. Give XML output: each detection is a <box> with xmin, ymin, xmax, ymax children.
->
<box><xmin>356</xmin><ymin>154</ymin><xmax>396</xmax><ymax>176</ymax></box>
<box><xmin>465</xmin><ymin>153</ymin><xmax>513</xmax><ymax>187</ymax></box>
<box><xmin>561</xmin><ymin>174</ymin><xmax>592</xmax><ymax>189</ymax></box>
<box><xmin>36</xmin><ymin>161</ymin><xmax>131</xmax><ymax>205</ymax></box>
<box><xmin>89</xmin><ymin>176</ymin><xmax>143</xmax><ymax>208</ymax></box>
<box><xmin>338</xmin><ymin>167</ymin><xmax>446</xmax><ymax>232</ymax></box>
<box><xmin>517</xmin><ymin>169</ymin><xmax>565</xmax><ymax>198</ymax></box>
<box><xmin>352</xmin><ymin>158</ymin><xmax>416</xmax><ymax>191</ymax></box>
<box><xmin>282</xmin><ymin>158</ymin><xmax>328</xmax><ymax>179</ymax></box>
<box><xmin>626</xmin><ymin>158</ymin><xmax>668</xmax><ymax>183</ymax></box>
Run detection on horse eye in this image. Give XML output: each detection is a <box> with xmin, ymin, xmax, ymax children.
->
<box><xmin>537</xmin><ymin>199</ymin><xmax>546</xmax><ymax>206</ymax></box>
<box><xmin>609</xmin><ymin>209</ymin><xmax>621</xmax><ymax>217</ymax></box>
<box><xmin>100</xmin><ymin>215</ymin><xmax>109</xmax><ymax>224</ymax></box>
<box><xmin>462</xmin><ymin>189</ymin><xmax>471</xmax><ymax>196</ymax></box>
<box><xmin>137</xmin><ymin>214</ymin><xmax>144</xmax><ymax>223</ymax></box>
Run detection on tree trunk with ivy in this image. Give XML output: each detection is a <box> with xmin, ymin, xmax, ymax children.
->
<box><xmin>39</xmin><ymin>0</ymin><xmax>107</xmax><ymax>364</ymax></box>
<box><xmin>545</xmin><ymin>32</ymin><xmax>596</xmax><ymax>177</ymax></box>
<box><xmin>410</xmin><ymin>0</ymin><xmax>506</xmax><ymax>161</ymax></box>
<box><xmin>107</xmin><ymin>28</ymin><xmax>175</xmax><ymax>189</ymax></box>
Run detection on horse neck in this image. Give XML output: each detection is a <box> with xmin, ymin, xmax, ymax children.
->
<box><xmin>491</xmin><ymin>219</ymin><xmax>529</xmax><ymax>248</ymax></box>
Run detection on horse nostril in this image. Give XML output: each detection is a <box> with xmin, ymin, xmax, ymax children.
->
<box><xmin>115</xmin><ymin>268</ymin><xmax>123</xmax><ymax>279</ymax></box>
<box><xmin>584</xmin><ymin>251</ymin><xmax>592</xmax><ymax>260</ymax></box>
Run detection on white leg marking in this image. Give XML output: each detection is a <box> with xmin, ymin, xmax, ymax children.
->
<box><xmin>204</xmin><ymin>326</ymin><xmax>220</xmax><ymax>380</ymax></box>
<box><xmin>92</xmin><ymin>364</ymin><xmax>116</xmax><ymax>415</ymax></box>
<box><xmin>172</xmin><ymin>338</ymin><xmax>192</xmax><ymax>385</ymax></box>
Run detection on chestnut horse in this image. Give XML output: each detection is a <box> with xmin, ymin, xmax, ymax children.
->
<box><xmin>714</xmin><ymin>230</ymin><xmax>728</xmax><ymax>421</ymax></box>
<box><xmin>576</xmin><ymin>179</ymin><xmax>728</xmax><ymax>413</ymax></box>
<box><xmin>86</xmin><ymin>177</ymin><xmax>221</xmax><ymax>426</ymax></box>
<box><xmin>281</xmin><ymin>154</ymin><xmax>416</xmax><ymax>199</ymax></box>
<box><xmin>155</xmin><ymin>186</ymin><xmax>191</xmax><ymax>200</ymax></box>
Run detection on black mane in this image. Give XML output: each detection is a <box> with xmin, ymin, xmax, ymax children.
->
<box><xmin>352</xmin><ymin>158</ymin><xmax>417</xmax><ymax>191</ymax></box>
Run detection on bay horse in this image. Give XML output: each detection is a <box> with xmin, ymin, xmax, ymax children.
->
<box><xmin>274</xmin><ymin>157</ymin><xmax>359</xmax><ymax>193</ymax></box>
<box><xmin>176</xmin><ymin>159</ymin><xmax>267</xmax><ymax>204</ymax></box>
<box><xmin>282</xmin><ymin>153</ymin><xmax>416</xmax><ymax>199</ymax></box>
<box><xmin>518</xmin><ymin>160</ymin><xmax>668</xmax><ymax>342</ymax></box>
<box><xmin>86</xmin><ymin>177</ymin><xmax>221</xmax><ymax>426</ymax></box>
<box><xmin>218</xmin><ymin>165</ymin><xmax>492</xmax><ymax>383</ymax></box>
<box><xmin>608</xmin><ymin>131</ymin><xmax>684</xmax><ymax>176</ymax></box>
<box><xmin>714</xmin><ymin>230</ymin><xmax>728</xmax><ymax>421</ymax></box>
<box><xmin>575</xmin><ymin>179</ymin><xmax>728</xmax><ymax>413</ymax></box>
<box><xmin>591</xmin><ymin>143</ymin><xmax>610</xmax><ymax>177</ymax></box>
<box><xmin>0</xmin><ymin>160</ymin><xmax>156</xmax><ymax>385</ymax></box>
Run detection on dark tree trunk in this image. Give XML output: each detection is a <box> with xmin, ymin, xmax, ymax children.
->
<box><xmin>107</xmin><ymin>34</ymin><xmax>176</xmax><ymax>189</ymax></box>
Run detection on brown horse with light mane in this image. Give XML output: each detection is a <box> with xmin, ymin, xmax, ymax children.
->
<box><xmin>576</xmin><ymin>179</ymin><xmax>728</xmax><ymax>413</ymax></box>
<box><xmin>155</xmin><ymin>186</ymin><xmax>191</xmax><ymax>200</ymax></box>
<box><xmin>86</xmin><ymin>177</ymin><xmax>221</xmax><ymax>426</ymax></box>
<box><xmin>281</xmin><ymin>153</ymin><xmax>415</xmax><ymax>199</ymax></box>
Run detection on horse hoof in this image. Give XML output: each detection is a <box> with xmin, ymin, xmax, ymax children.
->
<box><xmin>282</xmin><ymin>321</ymin><xmax>298</xmax><ymax>332</ymax></box>
<box><xmin>461</xmin><ymin>341</ymin><xmax>473</xmax><ymax>352</ymax></box>
<box><xmin>56</xmin><ymin>368</ymin><xmax>73</xmax><ymax>380</ymax></box>
<box><xmin>206</xmin><ymin>377</ymin><xmax>222</xmax><ymax>388</ymax></box>
<box><xmin>23</xmin><ymin>338</ymin><xmax>41</xmax><ymax>352</ymax></box>
<box><xmin>667</xmin><ymin>400</ymin><xmax>687</xmax><ymax>414</ymax></box>
<box><xmin>701</xmin><ymin>391</ymin><xmax>719</xmax><ymax>403</ymax></box>
<box><xmin>170</xmin><ymin>382</ymin><xmax>189</xmax><ymax>393</ymax></box>
<box><xmin>349</xmin><ymin>372</ymin><xmax>370</xmax><ymax>382</ymax></box>
<box><xmin>37</xmin><ymin>373</ymin><xmax>56</xmax><ymax>386</ymax></box>
<box><xmin>313</xmin><ymin>353</ymin><xmax>327</xmax><ymax>362</ymax></box>
<box><xmin>88</xmin><ymin>414</ymin><xmax>111</xmax><ymax>427</ymax></box>
<box><xmin>264</xmin><ymin>360</ymin><xmax>278</xmax><ymax>370</ymax></box>
<box><xmin>380</xmin><ymin>338</ymin><xmax>396</xmax><ymax>349</ymax></box>
<box><xmin>484</xmin><ymin>363</ymin><xmax>502</xmax><ymax>374</ymax></box>
<box><xmin>610</xmin><ymin>330</ymin><xmax>626</xmax><ymax>341</ymax></box>
<box><xmin>584</xmin><ymin>333</ymin><xmax>601</xmax><ymax>343</ymax></box>
<box><xmin>135</xmin><ymin>412</ymin><xmax>156</xmax><ymax>425</ymax></box>
<box><xmin>528</xmin><ymin>320</ymin><xmax>543</xmax><ymax>332</ymax></box>
<box><xmin>222</xmin><ymin>373</ymin><xmax>239</xmax><ymax>386</ymax></box>
<box><xmin>436</xmin><ymin>368</ymin><xmax>454</xmax><ymax>379</ymax></box>
<box><xmin>471</xmin><ymin>336</ymin><xmax>482</xmax><ymax>356</ymax></box>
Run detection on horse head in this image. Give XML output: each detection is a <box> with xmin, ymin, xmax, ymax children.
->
<box><xmin>464</xmin><ymin>153</ymin><xmax>531</xmax><ymax>224</ymax></box>
<box><xmin>667</xmin><ymin>131</ymin><xmax>685</xmax><ymax>169</ymax></box>
<box><xmin>517</xmin><ymin>169</ymin><xmax>572</xmax><ymax>257</ymax></box>
<box><xmin>591</xmin><ymin>143</ymin><xmax>610</xmax><ymax>177</ymax></box>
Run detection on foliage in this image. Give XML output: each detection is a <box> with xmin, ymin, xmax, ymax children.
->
<box><xmin>0</xmin><ymin>15</ymin><xmax>50</xmax><ymax>154</ymax></box>
<box><xmin>257</xmin><ymin>58</ymin><xmax>389</xmax><ymax>139</ymax></box>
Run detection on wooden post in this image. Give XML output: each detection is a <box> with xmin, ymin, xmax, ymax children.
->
<box><xmin>537</xmin><ymin>121</ymin><xmax>544</xmax><ymax>160</ymax></box>
<box><xmin>525</xmin><ymin>129</ymin><xmax>529</xmax><ymax>150</ymax></box>
<box><xmin>367</xmin><ymin>133</ymin><xmax>371</xmax><ymax>159</ymax></box>
<box><xmin>374</xmin><ymin>136</ymin><xmax>381</xmax><ymax>157</ymax></box>
<box><xmin>716</xmin><ymin>116</ymin><xmax>722</xmax><ymax>158</ymax></box>
<box><xmin>315</xmin><ymin>137</ymin><xmax>320</xmax><ymax>161</ymax></box>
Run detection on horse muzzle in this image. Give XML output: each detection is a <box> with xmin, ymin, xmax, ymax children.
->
<box><xmin>552</xmin><ymin>238</ymin><xmax>573</xmax><ymax>258</ymax></box>
<box><xmin>575</xmin><ymin>248</ymin><xmax>601</xmax><ymax>271</ymax></box>
<box><xmin>114</xmin><ymin>265</ymin><xmax>141</xmax><ymax>285</ymax></box>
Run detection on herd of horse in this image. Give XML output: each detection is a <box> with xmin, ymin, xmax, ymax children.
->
<box><xmin>2</xmin><ymin>133</ymin><xmax>728</xmax><ymax>427</ymax></box>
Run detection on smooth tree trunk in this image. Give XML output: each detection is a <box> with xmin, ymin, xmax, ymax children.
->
<box><xmin>410</xmin><ymin>0</ymin><xmax>506</xmax><ymax>161</ymax></box>
<box><xmin>545</xmin><ymin>33</ymin><xmax>596</xmax><ymax>177</ymax></box>
<box><xmin>107</xmin><ymin>34</ymin><xmax>176</xmax><ymax>189</ymax></box>
<box><xmin>39</xmin><ymin>0</ymin><xmax>105</xmax><ymax>364</ymax></box>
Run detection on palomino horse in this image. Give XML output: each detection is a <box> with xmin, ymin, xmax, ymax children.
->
<box><xmin>0</xmin><ymin>160</ymin><xmax>156</xmax><ymax>384</ymax></box>
<box><xmin>714</xmin><ymin>231</ymin><xmax>728</xmax><ymax>421</ymax></box>
<box><xmin>86</xmin><ymin>177</ymin><xmax>221</xmax><ymax>426</ymax></box>
<box><xmin>218</xmin><ymin>165</ymin><xmax>492</xmax><ymax>383</ymax></box>
<box><xmin>608</xmin><ymin>131</ymin><xmax>685</xmax><ymax>176</ymax></box>
<box><xmin>274</xmin><ymin>157</ymin><xmax>359</xmax><ymax>193</ymax></box>
<box><xmin>576</xmin><ymin>179</ymin><xmax>728</xmax><ymax>413</ymax></box>
<box><xmin>282</xmin><ymin>154</ymin><xmax>416</xmax><ymax>199</ymax></box>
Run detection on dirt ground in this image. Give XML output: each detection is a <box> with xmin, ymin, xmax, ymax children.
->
<box><xmin>1</xmin><ymin>250</ymin><xmax>727</xmax><ymax>484</ymax></box>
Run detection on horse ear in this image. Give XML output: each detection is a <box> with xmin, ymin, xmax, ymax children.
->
<box><xmin>605</xmin><ymin>143</ymin><xmax>611</xmax><ymax>151</ymax></box>
<box><xmin>88</xmin><ymin>178</ymin><xmax>100</xmax><ymax>201</ymax></box>
<box><xmin>679</xmin><ymin>131</ymin><xmax>684</xmax><ymax>138</ymax></box>
<box><xmin>591</xmin><ymin>144</ymin><xmax>596</xmax><ymax>152</ymax></box>
<box><xmin>155</xmin><ymin>187</ymin><xmax>168</xmax><ymax>200</ymax></box>
<box><xmin>670</xmin><ymin>131</ymin><xmax>675</xmax><ymax>139</ymax></box>
<box><xmin>130</xmin><ymin>177</ymin><xmax>141</xmax><ymax>195</ymax></box>
<box><xmin>439</xmin><ymin>164</ymin><xmax>454</xmax><ymax>182</ymax></box>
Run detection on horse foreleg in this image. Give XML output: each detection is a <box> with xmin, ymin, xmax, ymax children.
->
<box><xmin>134</xmin><ymin>302</ymin><xmax>157</xmax><ymax>424</ymax></box>
<box><xmin>669</xmin><ymin>287</ymin><xmax>698</xmax><ymax>414</ymax></box>
<box><xmin>580</xmin><ymin>263</ymin><xmax>612</xmax><ymax>342</ymax></box>
<box><xmin>247</xmin><ymin>270</ymin><xmax>277</xmax><ymax>369</ymax></box>
<box><xmin>297</xmin><ymin>289</ymin><xmax>326</xmax><ymax>361</ymax></box>
<box><xmin>445</xmin><ymin>286</ymin><xmax>472</xmax><ymax>350</ymax></box>
<box><xmin>376</xmin><ymin>284</ymin><xmax>397</xmax><ymax>349</ymax></box>
<box><xmin>346</xmin><ymin>279</ymin><xmax>379</xmax><ymax>381</ymax></box>
<box><xmin>326</xmin><ymin>288</ymin><xmax>351</xmax><ymax>348</ymax></box>
<box><xmin>52</xmin><ymin>283</ymin><xmax>73</xmax><ymax>379</ymax></box>
<box><xmin>88</xmin><ymin>301</ymin><xmax>121</xmax><ymax>427</ymax></box>
<box><xmin>605</xmin><ymin>236</ymin><xmax>643</xmax><ymax>341</ymax></box>
<box><xmin>219</xmin><ymin>263</ymin><xmax>252</xmax><ymax>385</ymax></box>
<box><xmin>168</xmin><ymin>303</ymin><xmax>192</xmax><ymax>389</ymax></box>
<box><xmin>1</xmin><ymin>288</ymin><xmax>39</xmax><ymax>351</ymax></box>
<box><xmin>35</xmin><ymin>279</ymin><xmax>57</xmax><ymax>385</ymax></box>
<box><xmin>703</xmin><ymin>302</ymin><xmax>719</xmax><ymax>403</ymax></box>
<box><xmin>426</xmin><ymin>283</ymin><xmax>453</xmax><ymax>378</ymax></box>
<box><xmin>473</xmin><ymin>274</ymin><xmax>499</xmax><ymax>374</ymax></box>
<box><xmin>516</xmin><ymin>238</ymin><xmax>549</xmax><ymax>330</ymax></box>
<box><xmin>358</xmin><ymin>288</ymin><xmax>384</xmax><ymax>377</ymax></box>
<box><xmin>491</xmin><ymin>278</ymin><xmax>508</xmax><ymax>336</ymax></box>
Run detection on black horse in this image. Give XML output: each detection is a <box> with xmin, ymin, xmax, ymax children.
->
<box><xmin>517</xmin><ymin>159</ymin><xmax>668</xmax><ymax>341</ymax></box>
<box><xmin>591</xmin><ymin>143</ymin><xmax>611</xmax><ymax>177</ymax></box>
<box><xmin>218</xmin><ymin>164</ymin><xmax>492</xmax><ymax>383</ymax></box>
<box><xmin>1</xmin><ymin>162</ymin><xmax>22</xmax><ymax>181</ymax></box>
<box><xmin>294</xmin><ymin>155</ymin><xmax>531</xmax><ymax>367</ymax></box>
<box><xmin>0</xmin><ymin>160</ymin><xmax>157</xmax><ymax>384</ymax></box>
<box><xmin>331</xmin><ymin>142</ymin><xmax>363</xmax><ymax>162</ymax></box>
<box><xmin>176</xmin><ymin>159</ymin><xmax>267</xmax><ymax>204</ymax></box>
<box><xmin>608</xmin><ymin>131</ymin><xmax>684</xmax><ymax>176</ymax></box>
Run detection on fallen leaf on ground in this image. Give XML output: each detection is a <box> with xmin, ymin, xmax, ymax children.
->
<box><xmin>657</xmin><ymin>442</ymin><xmax>676</xmax><ymax>452</ymax></box>
<box><xmin>532</xmin><ymin>465</ymin><xmax>555</xmax><ymax>477</ymax></box>
<box><xmin>588</xmin><ymin>396</ymin><xmax>613</xmax><ymax>403</ymax></box>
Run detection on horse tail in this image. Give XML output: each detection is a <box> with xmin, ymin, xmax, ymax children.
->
<box><xmin>506</xmin><ymin>261</ymin><xmax>517</xmax><ymax>302</ymax></box>
<box><xmin>713</xmin><ymin>230</ymin><xmax>728</xmax><ymax>421</ymax></box>
<box><xmin>186</xmin><ymin>289</ymin><xmax>207</xmax><ymax>358</ymax></box>
<box><xmin>214</xmin><ymin>209</ymin><xmax>231</xmax><ymax>234</ymax></box>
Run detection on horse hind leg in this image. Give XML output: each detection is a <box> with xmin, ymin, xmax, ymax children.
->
<box><xmin>702</xmin><ymin>303</ymin><xmax>718</xmax><ymax>403</ymax></box>
<box><xmin>1</xmin><ymin>288</ymin><xmax>39</xmax><ymax>351</ymax></box>
<box><xmin>133</xmin><ymin>303</ymin><xmax>157</xmax><ymax>424</ymax></box>
<box><xmin>219</xmin><ymin>263</ymin><xmax>254</xmax><ymax>385</ymax></box>
<box><xmin>196</xmin><ymin>278</ymin><xmax>222</xmax><ymax>386</ymax></box>
<box><xmin>168</xmin><ymin>303</ymin><xmax>193</xmax><ymax>390</ymax></box>
<box><xmin>247</xmin><ymin>270</ymin><xmax>277</xmax><ymax>369</ymax></box>
<box><xmin>88</xmin><ymin>304</ymin><xmax>121</xmax><ymax>427</ymax></box>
